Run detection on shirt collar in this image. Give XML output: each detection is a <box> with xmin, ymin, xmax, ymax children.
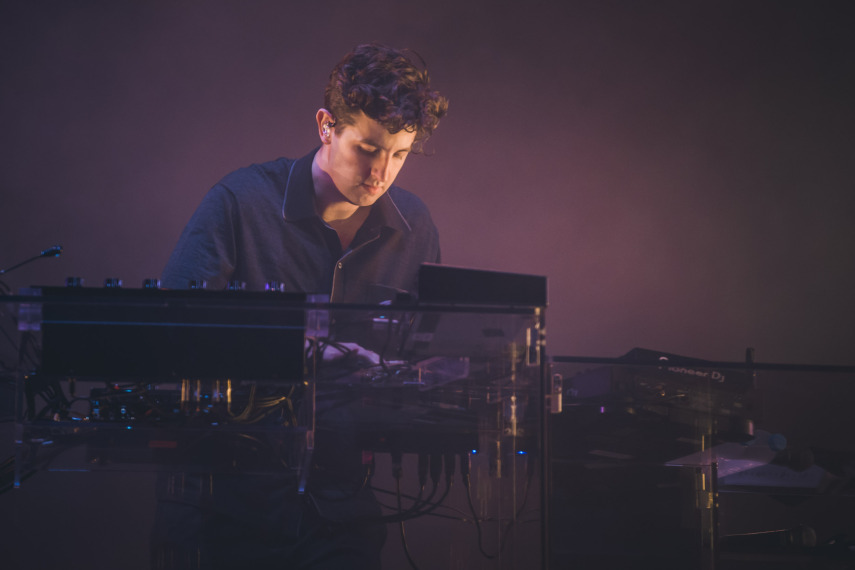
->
<box><xmin>282</xmin><ymin>148</ymin><xmax>411</xmax><ymax>234</ymax></box>
<box><xmin>281</xmin><ymin>150</ymin><xmax>318</xmax><ymax>221</ymax></box>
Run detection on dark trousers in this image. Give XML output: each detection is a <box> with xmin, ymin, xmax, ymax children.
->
<box><xmin>150</xmin><ymin>472</ymin><xmax>385</xmax><ymax>570</ymax></box>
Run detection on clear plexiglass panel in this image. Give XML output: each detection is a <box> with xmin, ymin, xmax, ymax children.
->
<box><xmin>1</xmin><ymin>287</ymin><xmax>547</xmax><ymax>570</ymax></box>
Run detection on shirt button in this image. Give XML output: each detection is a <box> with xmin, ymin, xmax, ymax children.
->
<box><xmin>337</xmin><ymin>262</ymin><xmax>343</xmax><ymax>269</ymax></box>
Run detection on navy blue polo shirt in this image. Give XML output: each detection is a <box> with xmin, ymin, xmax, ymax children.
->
<box><xmin>162</xmin><ymin>149</ymin><xmax>441</xmax><ymax>303</ymax></box>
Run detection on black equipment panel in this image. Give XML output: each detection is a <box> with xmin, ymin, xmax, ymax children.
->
<box><xmin>36</xmin><ymin>286</ymin><xmax>307</xmax><ymax>381</ymax></box>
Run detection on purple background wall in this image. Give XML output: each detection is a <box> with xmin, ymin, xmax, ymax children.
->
<box><xmin>2</xmin><ymin>0</ymin><xmax>853</xmax><ymax>365</ymax></box>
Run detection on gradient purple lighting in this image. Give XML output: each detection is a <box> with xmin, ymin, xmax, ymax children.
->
<box><xmin>2</xmin><ymin>3</ymin><xmax>855</xmax><ymax>569</ymax></box>
<box><xmin>0</xmin><ymin>1</ymin><xmax>852</xmax><ymax>369</ymax></box>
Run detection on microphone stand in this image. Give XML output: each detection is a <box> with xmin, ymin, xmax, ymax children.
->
<box><xmin>0</xmin><ymin>246</ymin><xmax>63</xmax><ymax>276</ymax></box>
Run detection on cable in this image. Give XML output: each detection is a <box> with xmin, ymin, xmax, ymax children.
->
<box><xmin>461</xmin><ymin>450</ymin><xmax>538</xmax><ymax>560</ymax></box>
<box><xmin>350</xmin><ymin>453</ymin><xmax>455</xmax><ymax>526</ymax></box>
<box><xmin>397</xmin><ymin>473</ymin><xmax>420</xmax><ymax>569</ymax></box>
<box><xmin>463</xmin><ymin>472</ymin><xmax>496</xmax><ymax>559</ymax></box>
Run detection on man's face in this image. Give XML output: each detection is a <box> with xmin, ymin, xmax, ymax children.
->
<box><xmin>324</xmin><ymin>111</ymin><xmax>417</xmax><ymax>207</ymax></box>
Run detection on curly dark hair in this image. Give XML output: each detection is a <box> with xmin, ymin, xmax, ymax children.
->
<box><xmin>324</xmin><ymin>43</ymin><xmax>449</xmax><ymax>152</ymax></box>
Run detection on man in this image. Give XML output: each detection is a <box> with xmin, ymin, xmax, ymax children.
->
<box><xmin>162</xmin><ymin>43</ymin><xmax>449</xmax><ymax>304</ymax></box>
<box><xmin>152</xmin><ymin>44</ymin><xmax>449</xmax><ymax>570</ymax></box>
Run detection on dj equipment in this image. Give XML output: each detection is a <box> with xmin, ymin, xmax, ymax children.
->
<box><xmin>34</xmin><ymin>285</ymin><xmax>308</xmax><ymax>380</ymax></box>
<box><xmin>418</xmin><ymin>263</ymin><xmax>547</xmax><ymax>306</ymax></box>
<box><xmin>9</xmin><ymin>267</ymin><xmax>853</xmax><ymax>569</ymax></box>
<box><xmin>8</xmin><ymin>271</ymin><xmax>548</xmax><ymax>569</ymax></box>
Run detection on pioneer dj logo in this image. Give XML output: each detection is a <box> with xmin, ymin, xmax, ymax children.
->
<box><xmin>666</xmin><ymin>366</ymin><xmax>726</xmax><ymax>382</ymax></box>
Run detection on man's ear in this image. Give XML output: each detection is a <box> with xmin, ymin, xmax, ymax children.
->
<box><xmin>316</xmin><ymin>108</ymin><xmax>335</xmax><ymax>144</ymax></box>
